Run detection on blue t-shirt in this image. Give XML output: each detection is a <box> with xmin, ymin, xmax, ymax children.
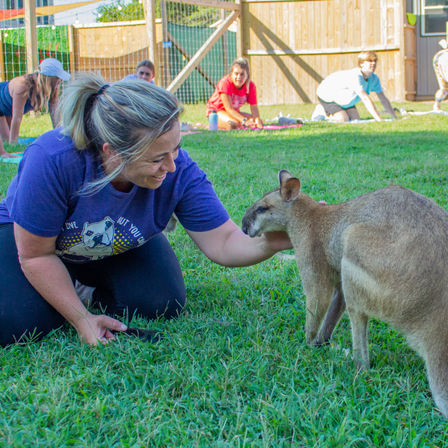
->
<box><xmin>0</xmin><ymin>128</ymin><xmax>229</xmax><ymax>263</ymax></box>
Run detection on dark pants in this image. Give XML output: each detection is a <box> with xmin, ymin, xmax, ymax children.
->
<box><xmin>318</xmin><ymin>97</ymin><xmax>357</xmax><ymax>116</ymax></box>
<box><xmin>0</xmin><ymin>223</ymin><xmax>185</xmax><ymax>347</ymax></box>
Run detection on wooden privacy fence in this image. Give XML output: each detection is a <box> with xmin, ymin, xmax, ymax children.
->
<box><xmin>240</xmin><ymin>0</ymin><xmax>416</xmax><ymax>104</ymax></box>
<box><xmin>1</xmin><ymin>0</ymin><xmax>417</xmax><ymax>105</ymax></box>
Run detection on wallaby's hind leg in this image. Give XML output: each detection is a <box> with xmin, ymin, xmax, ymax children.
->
<box><xmin>313</xmin><ymin>286</ymin><xmax>346</xmax><ymax>346</ymax></box>
<box><xmin>347</xmin><ymin>308</ymin><xmax>370</xmax><ymax>370</ymax></box>
<box><xmin>425</xmin><ymin>343</ymin><xmax>448</xmax><ymax>418</ymax></box>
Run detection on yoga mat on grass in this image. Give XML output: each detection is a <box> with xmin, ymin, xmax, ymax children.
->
<box><xmin>0</xmin><ymin>152</ymin><xmax>23</xmax><ymax>164</ymax></box>
<box><xmin>239</xmin><ymin>123</ymin><xmax>303</xmax><ymax>131</ymax></box>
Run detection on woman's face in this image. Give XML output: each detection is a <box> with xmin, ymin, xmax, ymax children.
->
<box><xmin>106</xmin><ymin>120</ymin><xmax>180</xmax><ymax>191</ymax></box>
<box><xmin>230</xmin><ymin>65</ymin><xmax>248</xmax><ymax>88</ymax></box>
<box><xmin>136</xmin><ymin>66</ymin><xmax>154</xmax><ymax>82</ymax></box>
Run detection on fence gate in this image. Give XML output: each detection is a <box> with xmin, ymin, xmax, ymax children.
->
<box><xmin>0</xmin><ymin>0</ymin><xmax>241</xmax><ymax>104</ymax></box>
<box><xmin>161</xmin><ymin>0</ymin><xmax>240</xmax><ymax>103</ymax></box>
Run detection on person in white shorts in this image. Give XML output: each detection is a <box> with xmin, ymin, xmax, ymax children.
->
<box><xmin>314</xmin><ymin>51</ymin><xmax>397</xmax><ymax>122</ymax></box>
<box><xmin>433</xmin><ymin>42</ymin><xmax>448</xmax><ymax>111</ymax></box>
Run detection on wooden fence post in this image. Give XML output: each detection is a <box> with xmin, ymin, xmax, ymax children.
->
<box><xmin>24</xmin><ymin>0</ymin><xmax>38</xmax><ymax>72</ymax></box>
<box><xmin>0</xmin><ymin>31</ymin><xmax>5</xmax><ymax>82</ymax></box>
<box><xmin>143</xmin><ymin>0</ymin><xmax>159</xmax><ymax>84</ymax></box>
<box><xmin>236</xmin><ymin>0</ymin><xmax>245</xmax><ymax>57</ymax></box>
<box><xmin>67</xmin><ymin>25</ymin><xmax>75</xmax><ymax>76</ymax></box>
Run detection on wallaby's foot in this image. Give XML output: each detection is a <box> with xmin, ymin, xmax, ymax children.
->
<box><xmin>311</xmin><ymin>336</ymin><xmax>331</xmax><ymax>347</ymax></box>
<box><xmin>354</xmin><ymin>357</ymin><xmax>370</xmax><ymax>371</ymax></box>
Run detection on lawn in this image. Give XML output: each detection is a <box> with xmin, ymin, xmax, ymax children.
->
<box><xmin>1</xmin><ymin>102</ymin><xmax>448</xmax><ymax>447</ymax></box>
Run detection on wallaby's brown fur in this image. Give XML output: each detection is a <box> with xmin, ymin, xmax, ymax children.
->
<box><xmin>242</xmin><ymin>170</ymin><xmax>448</xmax><ymax>418</ymax></box>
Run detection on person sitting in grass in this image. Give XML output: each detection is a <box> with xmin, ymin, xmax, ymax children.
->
<box><xmin>206</xmin><ymin>57</ymin><xmax>263</xmax><ymax>130</ymax></box>
<box><xmin>122</xmin><ymin>59</ymin><xmax>155</xmax><ymax>84</ymax></box>
<box><xmin>0</xmin><ymin>73</ymin><xmax>290</xmax><ymax>347</ymax></box>
<box><xmin>0</xmin><ymin>58</ymin><xmax>70</xmax><ymax>152</ymax></box>
<box><xmin>314</xmin><ymin>51</ymin><xmax>397</xmax><ymax>122</ymax></box>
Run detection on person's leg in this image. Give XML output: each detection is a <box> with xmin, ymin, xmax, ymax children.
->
<box><xmin>0</xmin><ymin>115</ymin><xmax>10</xmax><ymax>142</ymax></box>
<box><xmin>66</xmin><ymin>233</ymin><xmax>186</xmax><ymax>322</ymax></box>
<box><xmin>433</xmin><ymin>61</ymin><xmax>448</xmax><ymax>111</ymax></box>
<box><xmin>345</xmin><ymin>106</ymin><xmax>360</xmax><ymax>121</ymax></box>
<box><xmin>217</xmin><ymin>110</ymin><xmax>239</xmax><ymax>130</ymax></box>
<box><xmin>319</xmin><ymin>99</ymin><xmax>350</xmax><ymax>122</ymax></box>
<box><xmin>0</xmin><ymin>224</ymin><xmax>65</xmax><ymax>347</ymax></box>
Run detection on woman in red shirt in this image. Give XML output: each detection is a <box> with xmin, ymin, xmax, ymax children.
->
<box><xmin>206</xmin><ymin>57</ymin><xmax>263</xmax><ymax>130</ymax></box>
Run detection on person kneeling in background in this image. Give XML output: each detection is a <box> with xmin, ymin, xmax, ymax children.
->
<box><xmin>314</xmin><ymin>51</ymin><xmax>396</xmax><ymax>122</ymax></box>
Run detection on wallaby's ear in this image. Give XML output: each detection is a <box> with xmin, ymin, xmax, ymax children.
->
<box><xmin>278</xmin><ymin>170</ymin><xmax>292</xmax><ymax>186</ymax></box>
<box><xmin>280</xmin><ymin>177</ymin><xmax>301</xmax><ymax>202</ymax></box>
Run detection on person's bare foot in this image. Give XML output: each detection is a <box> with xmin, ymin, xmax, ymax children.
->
<box><xmin>0</xmin><ymin>152</ymin><xmax>20</xmax><ymax>158</ymax></box>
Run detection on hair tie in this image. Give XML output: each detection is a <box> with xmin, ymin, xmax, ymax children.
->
<box><xmin>97</xmin><ymin>84</ymin><xmax>110</xmax><ymax>95</ymax></box>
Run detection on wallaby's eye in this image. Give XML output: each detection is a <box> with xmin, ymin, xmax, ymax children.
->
<box><xmin>256</xmin><ymin>206</ymin><xmax>269</xmax><ymax>214</ymax></box>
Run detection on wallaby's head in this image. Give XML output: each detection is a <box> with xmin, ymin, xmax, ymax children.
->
<box><xmin>242</xmin><ymin>170</ymin><xmax>301</xmax><ymax>237</ymax></box>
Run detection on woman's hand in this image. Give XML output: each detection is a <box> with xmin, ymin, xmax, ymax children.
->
<box><xmin>255</xmin><ymin>117</ymin><xmax>263</xmax><ymax>129</ymax></box>
<box><xmin>263</xmin><ymin>231</ymin><xmax>292</xmax><ymax>252</ymax></box>
<box><xmin>75</xmin><ymin>312</ymin><xmax>127</xmax><ymax>346</ymax></box>
<box><xmin>187</xmin><ymin>219</ymin><xmax>292</xmax><ymax>267</ymax></box>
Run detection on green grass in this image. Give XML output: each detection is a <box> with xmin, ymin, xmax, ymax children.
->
<box><xmin>2</xmin><ymin>102</ymin><xmax>448</xmax><ymax>446</ymax></box>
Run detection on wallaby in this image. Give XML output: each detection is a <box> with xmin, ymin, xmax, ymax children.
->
<box><xmin>242</xmin><ymin>170</ymin><xmax>448</xmax><ymax>418</ymax></box>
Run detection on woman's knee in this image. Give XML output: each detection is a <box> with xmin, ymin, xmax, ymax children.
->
<box><xmin>0</xmin><ymin>301</ymin><xmax>65</xmax><ymax>347</ymax></box>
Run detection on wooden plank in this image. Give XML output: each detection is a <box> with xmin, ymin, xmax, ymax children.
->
<box><xmin>160</xmin><ymin>0</ymin><xmax>170</xmax><ymax>87</ymax></box>
<box><xmin>142</xmin><ymin>0</ymin><xmax>158</xmax><ymax>76</ymax></box>
<box><xmin>24</xmin><ymin>0</ymin><xmax>38</xmax><ymax>73</ymax></box>
<box><xmin>0</xmin><ymin>32</ymin><xmax>5</xmax><ymax>82</ymax></box>
<box><xmin>167</xmin><ymin>10</ymin><xmax>239</xmax><ymax>93</ymax></box>
<box><xmin>221</xmin><ymin>9</ymin><xmax>229</xmax><ymax>73</ymax></box>
<box><xmin>172</xmin><ymin>0</ymin><xmax>240</xmax><ymax>10</ymax></box>
<box><xmin>67</xmin><ymin>25</ymin><xmax>75</xmax><ymax>76</ymax></box>
<box><xmin>247</xmin><ymin>45</ymin><xmax>400</xmax><ymax>55</ymax></box>
<box><xmin>236</xmin><ymin>0</ymin><xmax>245</xmax><ymax>56</ymax></box>
<box><xmin>167</xmin><ymin>31</ymin><xmax>217</xmax><ymax>87</ymax></box>
<box><xmin>244</xmin><ymin>0</ymin><xmax>325</xmax><ymax>2</ymax></box>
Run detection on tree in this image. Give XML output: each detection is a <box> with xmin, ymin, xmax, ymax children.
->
<box><xmin>95</xmin><ymin>0</ymin><xmax>221</xmax><ymax>26</ymax></box>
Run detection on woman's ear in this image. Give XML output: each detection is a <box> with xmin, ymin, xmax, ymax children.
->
<box><xmin>102</xmin><ymin>142</ymin><xmax>114</xmax><ymax>158</ymax></box>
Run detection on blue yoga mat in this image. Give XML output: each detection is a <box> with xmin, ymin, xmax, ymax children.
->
<box><xmin>0</xmin><ymin>152</ymin><xmax>23</xmax><ymax>164</ymax></box>
<box><xmin>17</xmin><ymin>137</ymin><xmax>35</xmax><ymax>145</ymax></box>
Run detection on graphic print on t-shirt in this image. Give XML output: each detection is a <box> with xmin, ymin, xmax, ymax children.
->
<box><xmin>231</xmin><ymin>93</ymin><xmax>247</xmax><ymax>111</ymax></box>
<box><xmin>56</xmin><ymin>216</ymin><xmax>146</xmax><ymax>262</ymax></box>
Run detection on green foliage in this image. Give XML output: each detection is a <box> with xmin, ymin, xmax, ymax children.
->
<box><xmin>95</xmin><ymin>0</ymin><xmax>220</xmax><ymax>26</ymax></box>
<box><xmin>96</xmin><ymin>0</ymin><xmax>144</xmax><ymax>23</ymax></box>
<box><xmin>2</xmin><ymin>102</ymin><xmax>448</xmax><ymax>446</ymax></box>
<box><xmin>0</xmin><ymin>26</ymin><xmax>70</xmax><ymax>80</ymax></box>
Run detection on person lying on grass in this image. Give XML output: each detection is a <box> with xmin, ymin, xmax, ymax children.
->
<box><xmin>314</xmin><ymin>51</ymin><xmax>397</xmax><ymax>122</ymax></box>
<box><xmin>0</xmin><ymin>73</ymin><xmax>291</xmax><ymax>347</ymax></box>
<box><xmin>206</xmin><ymin>57</ymin><xmax>263</xmax><ymax>130</ymax></box>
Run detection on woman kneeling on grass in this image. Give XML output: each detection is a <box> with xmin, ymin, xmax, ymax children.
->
<box><xmin>0</xmin><ymin>58</ymin><xmax>70</xmax><ymax>157</ymax></box>
<box><xmin>206</xmin><ymin>57</ymin><xmax>263</xmax><ymax>130</ymax></box>
<box><xmin>0</xmin><ymin>73</ymin><xmax>290</xmax><ymax>347</ymax></box>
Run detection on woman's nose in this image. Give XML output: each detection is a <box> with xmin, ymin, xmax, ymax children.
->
<box><xmin>162</xmin><ymin>153</ymin><xmax>176</xmax><ymax>172</ymax></box>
